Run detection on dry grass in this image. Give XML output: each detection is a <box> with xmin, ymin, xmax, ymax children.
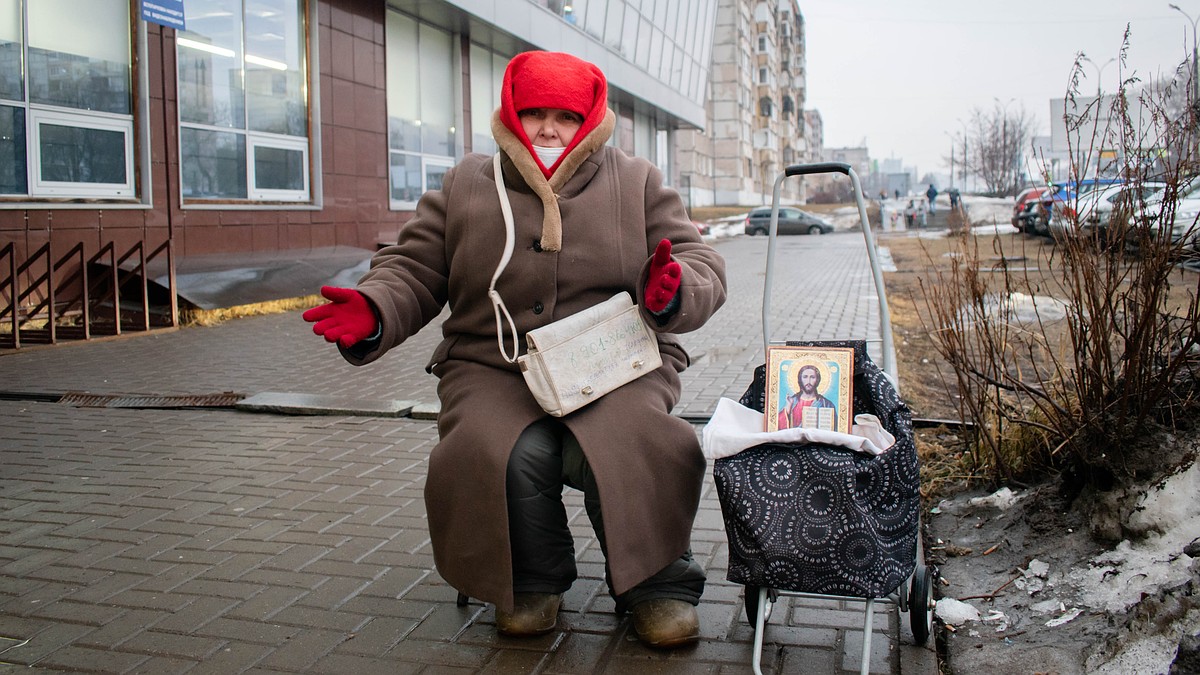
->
<box><xmin>181</xmin><ymin>295</ymin><xmax>323</xmax><ymax>327</ymax></box>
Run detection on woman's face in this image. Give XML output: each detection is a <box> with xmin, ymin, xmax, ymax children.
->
<box><xmin>519</xmin><ymin>107</ymin><xmax>584</xmax><ymax>148</ymax></box>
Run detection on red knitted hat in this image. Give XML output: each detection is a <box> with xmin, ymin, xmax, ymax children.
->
<box><xmin>499</xmin><ymin>51</ymin><xmax>608</xmax><ymax>178</ymax></box>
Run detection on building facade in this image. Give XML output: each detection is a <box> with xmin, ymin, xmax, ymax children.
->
<box><xmin>804</xmin><ymin>109</ymin><xmax>824</xmax><ymax>164</ymax></box>
<box><xmin>676</xmin><ymin>0</ymin><xmax>808</xmax><ymax>209</ymax></box>
<box><xmin>1</xmin><ymin>0</ymin><xmax>717</xmax><ymax>341</ymax></box>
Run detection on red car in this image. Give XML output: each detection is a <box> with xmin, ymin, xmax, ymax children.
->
<box><xmin>1012</xmin><ymin>186</ymin><xmax>1052</xmax><ymax>231</ymax></box>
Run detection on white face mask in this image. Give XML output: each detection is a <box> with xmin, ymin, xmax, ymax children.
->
<box><xmin>533</xmin><ymin>145</ymin><xmax>567</xmax><ymax>169</ymax></box>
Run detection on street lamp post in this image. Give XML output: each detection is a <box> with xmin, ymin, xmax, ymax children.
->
<box><xmin>1170</xmin><ymin>3</ymin><xmax>1200</xmax><ymax>105</ymax></box>
<box><xmin>1082</xmin><ymin>55</ymin><xmax>1116</xmax><ymax>96</ymax></box>
<box><xmin>1082</xmin><ymin>56</ymin><xmax>1116</xmax><ymax>177</ymax></box>
<box><xmin>943</xmin><ymin>131</ymin><xmax>956</xmax><ymax>190</ymax></box>
<box><xmin>956</xmin><ymin>120</ymin><xmax>970</xmax><ymax>193</ymax></box>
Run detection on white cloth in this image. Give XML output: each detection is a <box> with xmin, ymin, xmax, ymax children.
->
<box><xmin>701</xmin><ymin>397</ymin><xmax>896</xmax><ymax>460</ymax></box>
<box><xmin>533</xmin><ymin>145</ymin><xmax>566</xmax><ymax>168</ymax></box>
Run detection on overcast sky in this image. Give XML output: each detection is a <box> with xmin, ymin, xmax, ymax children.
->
<box><xmin>803</xmin><ymin>1</ymin><xmax>1196</xmax><ymax>179</ymax></box>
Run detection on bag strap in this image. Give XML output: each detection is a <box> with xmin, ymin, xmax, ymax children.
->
<box><xmin>489</xmin><ymin>152</ymin><xmax>520</xmax><ymax>364</ymax></box>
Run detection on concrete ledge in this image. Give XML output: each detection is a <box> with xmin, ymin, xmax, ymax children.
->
<box><xmin>237</xmin><ymin>392</ymin><xmax>418</xmax><ymax>417</ymax></box>
<box><xmin>409</xmin><ymin>402</ymin><xmax>441</xmax><ymax>420</ymax></box>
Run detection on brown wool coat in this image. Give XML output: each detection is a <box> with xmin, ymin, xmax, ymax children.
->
<box><xmin>344</xmin><ymin>109</ymin><xmax>727</xmax><ymax>613</ymax></box>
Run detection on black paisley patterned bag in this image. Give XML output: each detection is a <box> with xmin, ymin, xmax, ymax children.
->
<box><xmin>713</xmin><ymin>340</ymin><xmax>920</xmax><ymax>598</ymax></box>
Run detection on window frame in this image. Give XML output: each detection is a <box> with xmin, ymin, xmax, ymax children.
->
<box><xmin>0</xmin><ymin>2</ymin><xmax>145</xmax><ymax>206</ymax></box>
<box><xmin>176</xmin><ymin>0</ymin><xmax>317</xmax><ymax>208</ymax></box>
<box><xmin>385</xmin><ymin>10</ymin><xmax>460</xmax><ymax>211</ymax></box>
<box><xmin>27</xmin><ymin>107</ymin><xmax>135</xmax><ymax>197</ymax></box>
<box><xmin>247</xmin><ymin>133</ymin><xmax>310</xmax><ymax>201</ymax></box>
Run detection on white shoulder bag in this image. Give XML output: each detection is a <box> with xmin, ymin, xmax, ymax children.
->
<box><xmin>488</xmin><ymin>153</ymin><xmax>662</xmax><ymax>417</ymax></box>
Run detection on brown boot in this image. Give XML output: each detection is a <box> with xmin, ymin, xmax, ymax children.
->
<box><xmin>631</xmin><ymin>598</ymin><xmax>700</xmax><ymax>648</ymax></box>
<box><xmin>496</xmin><ymin>592</ymin><xmax>562</xmax><ymax>637</ymax></box>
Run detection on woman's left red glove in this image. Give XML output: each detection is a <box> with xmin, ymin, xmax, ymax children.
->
<box><xmin>644</xmin><ymin>239</ymin><xmax>681</xmax><ymax>313</ymax></box>
<box><xmin>302</xmin><ymin>286</ymin><xmax>378</xmax><ymax>348</ymax></box>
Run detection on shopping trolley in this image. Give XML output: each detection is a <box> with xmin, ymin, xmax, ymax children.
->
<box><xmin>708</xmin><ymin>163</ymin><xmax>933</xmax><ymax>675</ymax></box>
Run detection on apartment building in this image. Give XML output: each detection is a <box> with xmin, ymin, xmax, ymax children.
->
<box><xmin>676</xmin><ymin>0</ymin><xmax>808</xmax><ymax>208</ymax></box>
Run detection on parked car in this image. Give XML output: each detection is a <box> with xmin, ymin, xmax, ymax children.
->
<box><xmin>692</xmin><ymin>220</ymin><xmax>711</xmax><ymax>236</ymax></box>
<box><xmin>1012</xmin><ymin>186</ymin><xmax>1052</xmax><ymax>232</ymax></box>
<box><xmin>1025</xmin><ymin>179</ymin><xmax>1122</xmax><ymax>236</ymax></box>
<box><xmin>743</xmin><ymin>207</ymin><xmax>834</xmax><ymax>236</ymax></box>
<box><xmin>1126</xmin><ymin>180</ymin><xmax>1200</xmax><ymax>252</ymax></box>
<box><xmin>1063</xmin><ymin>182</ymin><xmax>1166</xmax><ymax>243</ymax></box>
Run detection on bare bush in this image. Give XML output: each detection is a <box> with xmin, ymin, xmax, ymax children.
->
<box><xmin>918</xmin><ymin>41</ymin><xmax>1200</xmax><ymax>490</ymax></box>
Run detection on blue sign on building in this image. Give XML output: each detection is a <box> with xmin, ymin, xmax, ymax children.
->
<box><xmin>141</xmin><ymin>0</ymin><xmax>185</xmax><ymax>31</ymax></box>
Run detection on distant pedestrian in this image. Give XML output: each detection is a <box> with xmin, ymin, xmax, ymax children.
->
<box><xmin>925</xmin><ymin>184</ymin><xmax>938</xmax><ymax>214</ymax></box>
<box><xmin>949</xmin><ymin>188</ymin><xmax>961</xmax><ymax>210</ymax></box>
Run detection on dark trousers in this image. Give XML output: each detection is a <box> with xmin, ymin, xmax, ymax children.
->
<box><xmin>505</xmin><ymin>417</ymin><xmax>706</xmax><ymax>611</ymax></box>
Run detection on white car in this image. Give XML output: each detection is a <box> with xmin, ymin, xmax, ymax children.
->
<box><xmin>1127</xmin><ymin>179</ymin><xmax>1200</xmax><ymax>252</ymax></box>
<box><xmin>1047</xmin><ymin>182</ymin><xmax>1166</xmax><ymax>243</ymax></box>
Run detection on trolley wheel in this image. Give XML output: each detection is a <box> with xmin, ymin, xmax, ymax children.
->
<box><xmin>909</xmin><ymin>564</ymin><xmax>934</xmax><ymax>645</ymax></box>
<box><xmin>744</xmin><ymin>585</ymin><xmax>776</xmax><ymax>626</ymax></box>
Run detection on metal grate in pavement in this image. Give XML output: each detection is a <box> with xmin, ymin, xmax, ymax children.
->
<box><xmin>58</xmin><ymin>391</ymin><xmax>245</xmax><ymax>408</ymax></box>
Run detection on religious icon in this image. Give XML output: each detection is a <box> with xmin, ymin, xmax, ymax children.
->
<box><xmin>765</xmin><ymin>346</ymin><xmax>854</xmax><ymax>434</ymax></box>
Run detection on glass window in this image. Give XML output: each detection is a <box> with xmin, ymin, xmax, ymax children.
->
<box><xmin>665</xmin><ymin>1</ymin><xmax>680</xmax><ymax>43</ymax></box>
<box><xmin>30</xmin><ymin>109</ymin><xmax>133</xmax><ymax>196</ymax></box>
<box><xmin>469</xmin><ymin>44</ymin><xmax>507</xmax><ymax>155</ymax></box>
<box><xmin>27</xmin><ymin>0</ymin><xmax>130</xmax><ymax>115</ymax></box>
<box><xmin>178</xmin><ymin>0</ymin><xmax>311</xmax><ymax>202</ymax></box>
<box><xmin>627</xmin><ymin>12</ymin><xmax>644</xmax><ymax>66</ymax></box>
<box><xmin>469</xmin><ymin>45</ymin><xmax>493</xmax><ymax>154</ymax></box>
<box><xmin>36</xmin><ymin>122</ymin><xmax>125</xmax><ymax>183</ymax></box>
<box><xmin>245</xmin><ymin>0</ymin><xmax>307</xmax><ymax>137</ymax></box>
<box><xmin>649</xmin><ymin>30</ymin><xmax>664</xmax><ymax>80</ymax></box>
<box><xmin>419</xmin><ymin>24</ymin><xmax>454</xmax><ymax>157</ymax></box>
<box><xmin>386</xmin><ymin>10</ymin><xmax>458</xmax><ymax>208</ymax></box>
<box><xmin>0</xmin><ymin>105</ymin><xmax>25</xmax><ymax>194</ymax></box>
<box><xmin>180</xmin><ymin>127</ymin><xmax>247</xmax><ymax>198</ymax></box>
<box><xmin>389</xmin><ymin>152</ymin><xmax>420</xmax><ymax>203</ymax></box>
<box><xmin>584</xmin><ymin>0</ymin><xmax>607</xmax><ymax>42</ymax></box>
<box><xmin>604</xmin><ymin>3</ymin><xmax>624</xmax><ymax>55</ymax></box>
<box><xmin>178</xmin><ymin>0</ymin><xmax>245</xmax><ymax>129</ymax></box>
<box><xmin>0</xmin><ymin>0</ymin><xmax>23</xmax><ymax>101</ymax></box>
<box><xmin>0</xmin><ymin>0</ymin><xmax>135</xmax><ymax>199</ymax></box>
<box><xmin>633</xmin><ymin>18</ymin><xmax>652</xmax><ymax>68</ymax></box>
<box><xmin>250</xmin><ymin>136</ymin><xmax>307</xmax><ymax>198</ymax></box>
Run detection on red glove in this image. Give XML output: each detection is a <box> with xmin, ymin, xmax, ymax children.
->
<box><xmin>645</xmin><ymin>239</ymin><xmax>682</xmax><ymax>313</ymax></box>
<box><xmin>302</xmin><ymin>286</ymin><xmax>378</xmax><ymax>348</ymax></box>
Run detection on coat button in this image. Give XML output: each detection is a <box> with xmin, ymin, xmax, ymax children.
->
<box><xmin>533</xmin><ymin>302</ymin><xmax>544</xmax><ymax>314</ymax></box>
<box><xmin>532</xmin><ymin>240</ymin><xmax>543</xmax><ymax>252</ymax></box>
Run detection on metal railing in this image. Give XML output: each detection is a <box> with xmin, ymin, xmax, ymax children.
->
<box><xmin>0</xmin><ymin>238</ymin><xmax>177</xmax><ymax>350</ymax></box>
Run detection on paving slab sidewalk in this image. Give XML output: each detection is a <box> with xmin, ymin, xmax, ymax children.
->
<box><xmin>0</xmin><ymin>234</ymin><xmax>938</xmax><ymax>674</ymax></box>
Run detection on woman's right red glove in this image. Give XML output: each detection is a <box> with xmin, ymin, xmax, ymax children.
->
<box><xmin>302</xmin><ymin>286</ymin><xmax>378</xmax><ymax>348</ymax></box>
<box><xmin>644</xmin><ymin>239</ymin><xmax>682</xmax><ymax>313</ymax></box>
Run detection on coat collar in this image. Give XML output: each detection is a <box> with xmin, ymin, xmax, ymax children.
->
<box><xmin>490</xmin><ymin>108</ymin><xmax>616</xmax><ymax>252</ymax></box>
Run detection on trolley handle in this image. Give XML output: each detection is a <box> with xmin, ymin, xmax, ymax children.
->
<box><xmin>762</xmin><ymin>163</ymin><xmax>898</xmax><ymax>388</ymax></box>
<box><xmin>784</xmin><ymin>162</ymin><xmax>852</xmax><ymax>178</ymax></box>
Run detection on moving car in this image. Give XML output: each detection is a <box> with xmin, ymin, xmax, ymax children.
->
<box><xmin>744</xmin><ymin>207</ymin><xmax>835</xmax><ymax>236</ymax></box>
